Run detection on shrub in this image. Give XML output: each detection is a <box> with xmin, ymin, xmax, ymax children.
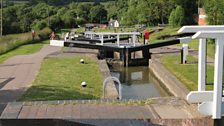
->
<box><xmin>37</xmin><ymin>27</ymin><xmax>52</xmax><ymax>40</ymax></box>
<box><xmin>169</xmin><ymin>6</ymin><xmax>184</xmax><ymax>27</ymax></box>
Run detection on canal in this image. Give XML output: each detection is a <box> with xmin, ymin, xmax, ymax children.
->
<box><xmin>109</xmin><ymin>65</ymin><xmax>170</xmax><ymax>100</ymax></box>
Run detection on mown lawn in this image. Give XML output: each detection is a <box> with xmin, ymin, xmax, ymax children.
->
<box><xmin>186</xmin><ymin>39</ymin><xmax>215</xmax><ymax>59</ymax></box>
<box><xmin>149</xmin><ymin>27</ymin><xmax>180</xmax><ymax>42</ymax></box>
<box><xmin>161</xmin><ymin>54</ymin><xmax>214</xmax><ymax>91</ymax></box>
<box><xmin>0</xmin><ymin>40</ymin><xmax>49</xmax><ymax>63</ymax></box>
<box><xmin>20</xmin><ymin>56</ymin><xmax>103</xmax><ymax>101</ymax></box>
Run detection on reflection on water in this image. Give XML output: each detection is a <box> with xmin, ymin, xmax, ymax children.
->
<box><xmin>109</xmin><ymin>65</ymin><xmax>170</xmax><ymax>99</ymax></box>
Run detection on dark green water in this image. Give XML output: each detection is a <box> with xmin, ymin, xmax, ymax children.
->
<box><xmin>109</xmin><ymin>65</ymin><xmax>170</xmax><ymax>99</ymax></box>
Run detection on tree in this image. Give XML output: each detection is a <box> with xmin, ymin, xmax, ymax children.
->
<box><xmin>169</xmin><ymin>10</ymin><xmax>175</xmax><ymax>27</ymax></box>
<box><xmin>49</xmin><ymin>15</ymin><xmax>62</xmax><ymax>30</ymax></box>
<box><xmin>89</xmin><ymin>4</ymin><xmax>107</xmax><ymax>23</ymax></box>
<box><xmin>172</xmin><ymin>0</ymin><xmax>197</xmax><ymax>25</ymax></box>
<box><xmin>136</xmin><ymin>0</ymin><xmax>149</xmax><ymax>24</ymax></box>
<box><xmin>16</xmin><ymin>5</ymin><xmax>34</xmax><ymax>32</ymax></box>
<box><xmin>2</xmin><ymin>5</ymin><xmax>20</xmax><ymax>34</ymax></box>
<box><xmin>31</xmin><ymin>20</ymin><xmax>48</xmax><ymax>30</ymax></box>
<box><xmin>169</xmin><ymin>5</ymin><xmax>184</xmax><ymax>27</ymax></box>
<box><xmin>106</xmin><ymin>2</ymin><xmax>118</xmax><ymax>20</ymax></box>
<box><xmin>174</xmin><ymin>6</ymin><xmax>184</xmax><ymax>26</ymax></box>
<box><xmin>76</xmin><ymin>3</ymin><xmax>92</xmax><ymax>22</ymax></box>
<box><xmin>204</xmin><ymin>0</ymin><xmax>224</xmax><ymax>25</ymax></box>
<box><xmin>121</xmin><ymin>0</ymin><xmax>138</xmax><ymax>25</ymax></box>
<box><xmin>60</xmin><ymin>10</ymin><xmax>77</xmax><ymax>28</ymax></box>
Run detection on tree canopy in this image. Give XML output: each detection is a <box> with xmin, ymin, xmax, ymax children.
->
<box><xmin>1</xmin><ymin>0</ymin><xmax>220</xmax><ymax>35</ymax></box>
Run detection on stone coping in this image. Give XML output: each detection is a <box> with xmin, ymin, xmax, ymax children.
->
<box><xmin>149</xmin><ymin>56</ymin><xmax>189</xmax><ymax>99</ymax></box>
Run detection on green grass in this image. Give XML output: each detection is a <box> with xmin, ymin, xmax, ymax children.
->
<box><xmin>0</xmin><ymin>40</ymin><xmax>49</xmax><ymax>63</ymax></box>
<box><xmin>187</xmin><ymin>39</ymin><xmax>215</xmax><ymax>59</ymax></box>
<box><xmin>93</xmin><ymin>27</ymin><xmax>136</xmax><ymax>32</ymax></box>
<box><xmin>149</xmin><ymin>27</ymin><xmax>180</xmax><ymax>42</ymax></box>
<box><xmin>0</xmin><ymin>27</ymin><xmax>51</xmax><ymax>55</ymax></box>
<box><xmin>76</xmin><ymin>27</ymin><xmax>85</xmax><ymax>33</ymax></box>
<box><xmin>150</xmin><ymin>27</ymin><xmax>216</xmax><ymax>58</ymax></box>
<box><xmin>161</xmin><ymin>54</ymin><xmax>214</xmax><ymax>91</ymax></box>
<box><xmin>20</xmin><ymin>56</ymin><xmax>103</xmax><ymax>101</ymax></box>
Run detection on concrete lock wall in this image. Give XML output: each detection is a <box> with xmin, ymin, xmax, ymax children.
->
<box><xmin>50</xmin><ymin>40</ymin><xmax>64</xmax><ymax>47</ymax></box>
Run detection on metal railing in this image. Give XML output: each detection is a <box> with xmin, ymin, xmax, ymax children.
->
<box><xmin>103</xmin><ymin>76</ymin><xmax>122</xmax><ymax>100</ymax></box>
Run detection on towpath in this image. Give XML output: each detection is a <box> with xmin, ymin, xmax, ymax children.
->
<box><xmin>0</xmin><ymin>45</ymin><xmax>61</xmax><ymax>103</ymax></box>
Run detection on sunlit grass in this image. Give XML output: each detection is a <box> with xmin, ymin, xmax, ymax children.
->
<box><xmin>20</xmin><ymin>56</ymin><xmax>103</xmax><ymax>101</ymax></box>
<box><xmin>0</xmin><ymin>40</ymin><xmax>49</xmax><ymax>63</ymax></box>
<box><xmin>150</xmin><ymin>27</ymin><xmax>215</xmax><ymax>58</ymax></box>
<box><xmin>161</xmin><ymin>54</ymin><xmax>214</xmax><ymax>91</ymax></box>
<box><xmin>149</xmin><ymin>27</ymin><xmax>180</xmax><ymax>43</ymax></box>
<box><xmin>0</xmin><ymin>28</ymin><xmax>51</xmax><ymax>55</ymax></box>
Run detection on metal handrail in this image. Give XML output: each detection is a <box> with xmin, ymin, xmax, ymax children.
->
<box><xmin>103</xmin><ymin>76</ymin><xmax>122</xmax><ymax>100</ymax></box>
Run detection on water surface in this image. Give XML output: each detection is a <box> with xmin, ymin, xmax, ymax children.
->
<box><xmin>110</xmin><ymin>65</ymin><xmax>170</xmax><ymax>99</ymax></box>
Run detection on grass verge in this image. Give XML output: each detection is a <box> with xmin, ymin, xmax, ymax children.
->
<box><xmin>149</xmin><ymin>27</ymin><xmax>180</xmax><ymax>42</ymax></box>
<box><xmin>160</xmin><ymin>54</ymin><xmax>214</xmax><ymax>91</ymax></box>
<box><xmin>0</xmin><ymin>27</ymin><xmax>51</xmax><ymax>55</ymax></box>
<box><xmin>150</xmin><ymin>27</ymin><xmax>215</xmax><ymax>58</ymax></box>
<box><xmin>0</xmin><ymin>40</ymin><xmax>49</xmax><ymax>63</ymax></box>
<box><xmin>20</xmin><ymin>56</ymin><xmax>103</xmax><ymax>101</ymax></box>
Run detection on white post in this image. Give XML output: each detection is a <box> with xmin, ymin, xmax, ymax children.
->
<box><xmin>132</xmin><ymin>35</ymin><xmax>136</xmax><ymax>46</ymax></box>
<box><xmin>101</xmin><ymin>35</ymin><xmax>104</xmax><ymax>45</ymax></box>
<box><xmin>178</xmin><ymin>26</ymin><xmax>224</xmax><ymax>91</ymax></box>
<box><xmin>117</xmin><ymin>34</ymin><xmax>120</xmax><ymax>46</ymax></box>
<box><xmin>213</xmin><ymin>38</ymin><xmax>223</xmax><ymax>119</ymax></box>
<box><xmin>182</xmin><ymin>44</ymin><xmax>188</xmax><ymax>64</ymax></box>
<box><xmin>186</xmin><ymin>29</ymin><xmax>224</xmax><ymax>119</ymax></box>
<box><xmin>198</xmin><ymin>38</ymin><xmax>207</xmax><ymax>91</ymax></box>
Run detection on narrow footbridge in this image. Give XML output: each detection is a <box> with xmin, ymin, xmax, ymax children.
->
<box><xmin>51</xmin><ymin>32</ymin><xmax>191</xmax><ymax>66</ymax></box>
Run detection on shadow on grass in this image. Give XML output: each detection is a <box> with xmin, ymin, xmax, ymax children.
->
<box><xmin>206</xmin><ymin>83</ymin><xmax>224</xmax><ymax>87</ymax></box>
<box><xmin>20</xmin><ymin>85</ymin><xmax>99</xmax><ymax>101</ymax></box>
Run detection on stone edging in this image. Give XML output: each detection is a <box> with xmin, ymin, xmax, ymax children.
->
<box><xmin>149</xmin><ymin>57</ymin><xmax>190</xmax><ymax>99</ymax></box>
<box><xmin>98</xmin><ymin>60</ymin><xmax>119</xmax><ymax>99</ymax></box>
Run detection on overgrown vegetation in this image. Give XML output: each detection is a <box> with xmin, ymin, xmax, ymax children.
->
<box><xmin>0</xmin><ymin>40</ymin><xmax>49</xmax><ymax>63</ymax></box>
<box><xmin>0</xmin><ymin>27</ymin><xmax>51</xmax><ymax>55</ymax></box>
<box><xmin>20</xmin><ymin>56</ymin><xmax>103</xmax><ymax>101</ymax></box>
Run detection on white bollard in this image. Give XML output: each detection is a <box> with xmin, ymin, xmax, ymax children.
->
<box><xmin>80</xmin><ymin>59</ymin><xmax>85</xmax><ymax>64</ymax></box>
<box><xmin>182</xmin><ymin>44</ymin><xmax>188</xmax><ymax>64</ymax></box>
<box><xmin>81</xmin><ymin>81</ymin><xmax>87</xmax><ymax>87</ymax></box>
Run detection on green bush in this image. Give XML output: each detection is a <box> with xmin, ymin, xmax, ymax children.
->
<box><xmin>32</xmin><ymin>20</ymin><xmax>48</xmax><ymax>30</ymax></box>
<box><xmin>169</xmin><ymin>6</ymin><xmax>184</xmax><ymax>27</ymax></box>
<box><xmin>0</xmin><ymin>27</ymin><xmax>52</xmax><ymax>55</ymax></box>
<box><xmin>38</xmin><ymin>27</ymin><xmax>52</xmax><ymax>40</ymax></box>
<box><xmin>169</xmin><ymin>10</ymin><xmax>176</xmax><ymax>27</ymax></box>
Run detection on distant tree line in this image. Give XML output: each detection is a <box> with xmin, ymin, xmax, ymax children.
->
<box><xmin>203</xmin><ymin>0</ymin><xmax>224</xmax><ymax>25</ymax></box>
<box><xmin>3</xmin><ymin>2</ymin><xmax>109</xmax><ymax>34</ymax></box>
<box><xmin>1</xmin><ymin>0</ymin><xmax>223</xmax><ymax>35</ymax></box>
